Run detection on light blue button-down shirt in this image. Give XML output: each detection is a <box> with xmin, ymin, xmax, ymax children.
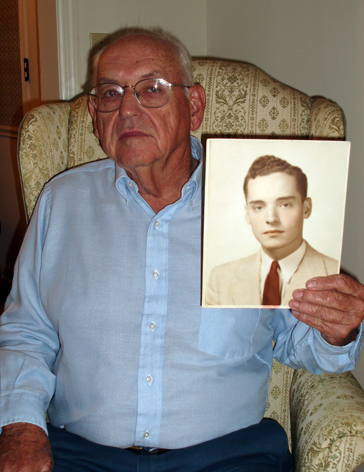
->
<box><xmin>0</xmin><ymin>137</ymin><xmax>362</xmax><ymax>449</ymax></box>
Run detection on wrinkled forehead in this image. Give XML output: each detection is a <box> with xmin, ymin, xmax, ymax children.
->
<box><xmin>97</xmin><ymin>34</ymin><xmax>182</xmax><ymax>82</ymax></box>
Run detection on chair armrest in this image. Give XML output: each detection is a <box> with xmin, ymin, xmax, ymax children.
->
<box><xmin>291</xmin><ymin>369</ymin><xmax>364</xmax><ymax>471</ymax></box>
<box><xmin>309</xmin><ymin>97</ymin><xmax>346</xmax><ymax>140</ymax></box>
<box><xmin>18</xmin><ymin>102</ymin><xmax>72</xmax><ymax>221</ymax></box>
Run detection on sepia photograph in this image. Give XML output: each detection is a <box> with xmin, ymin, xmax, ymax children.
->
<box><xmin>202</xmin><ymin>139</ymin><xmax>351</xmax><ymax>308</ymax></box>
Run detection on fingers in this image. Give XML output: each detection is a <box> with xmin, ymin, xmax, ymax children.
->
<box><xmin>292</xmin><ymin>285</ymin><xmax>364</xmax><ymax>314</ymax></box>
<box><xmin>289</xmin><ymin>298</ymin><xmax>360</xmax><ymax>345</ymax></box>
<box><xmin>288</xmin><ymin>274</ymin><xmax>364</xmax><ymax>346</ymax></box>
<box><xmin>304</xmin><ymin>274</ymin><xmax>364</xmax><ymax>298</ymax></box>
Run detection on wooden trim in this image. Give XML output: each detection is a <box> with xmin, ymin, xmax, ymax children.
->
<box><xmin>0</xmin><ymin>126</ymin><xmax>19</xmax><ymax>139</ymax></box>
<box><xmin>18</xmin><ymin>0</ymin><xmax>41</xmax><ymax>114</ymax></box>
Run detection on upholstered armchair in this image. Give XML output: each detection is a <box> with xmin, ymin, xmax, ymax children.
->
<box><xmin>18</xmin><ymin>59</ymin><xmax>364</xmax><ymax>471</ymax></box>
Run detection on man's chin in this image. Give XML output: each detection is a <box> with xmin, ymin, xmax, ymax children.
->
<box><xmin>259</xmin><ymin>236</ymin><xmax>285</xmax><ymax>247</ymax></box>
<box><xmin>260</xmin><ymin>239</ymin><xmax>287</xmax><ymax>253</ymax></box>
<box><xmin>113</xmin><ymin>149</ymin><xmax>159</xmax><ymax>170</ymax></box>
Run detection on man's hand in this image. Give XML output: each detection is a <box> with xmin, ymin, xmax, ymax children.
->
<box><xmin>0</xmin><ymin>423</ymin><xmax>53</xmax><ymax>472</ymax></box>
<box><xmin>289</xmin><ymin>274</ymin><xmax>364</xmax><ymax>346</ymax></box>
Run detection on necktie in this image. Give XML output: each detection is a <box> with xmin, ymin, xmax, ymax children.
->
<box><xmin>262</xmin><ymin>260</ymin><xmax>281</xmax><ymax>306</ymax></box>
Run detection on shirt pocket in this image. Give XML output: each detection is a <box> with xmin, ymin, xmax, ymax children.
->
<box><xmin>198</xmin><ymin>307</ymin><xmax>268</xmax><ymax>360</ymax></box>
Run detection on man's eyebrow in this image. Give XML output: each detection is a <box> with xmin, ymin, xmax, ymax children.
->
<box><xmin>248</xmin><ymin>199</ymin><xmax>266</xmax><ymax>205</ymax></box>
<box><xmin>97</xmin><ymin>79</ymin><xmax>120</xmax><ymax>84</ymax></box>
<box><xmin>247</xmin><ymin>196</ymin><xmax>296</xmax><ymax>205</ymax></box>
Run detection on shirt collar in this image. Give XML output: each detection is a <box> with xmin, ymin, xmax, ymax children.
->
<box><xmin>261</xmin><ymin>240</ymin><xmax>306</xmax><ymax>284</ymax></box>
<box><xmin>114</xmin><ymin>136</ymin><xmax>203</xmax><ymax>208</ymax></box>
<box><xmin>278</xmin><ymin>240</ymin><xmax>306</xmax><ymax>283</ymax></box>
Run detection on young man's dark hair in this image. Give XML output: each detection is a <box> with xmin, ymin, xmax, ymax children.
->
<box><xmin>243</xmin><ymin>155</ymin><xmax>308</xmax><ymax>201</ymax></box>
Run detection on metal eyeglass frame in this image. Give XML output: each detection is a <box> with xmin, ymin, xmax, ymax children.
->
<box><xmin>88</xmin><ymin>78</ymin><xmax>192</xmax><ymax>112</ymax></box>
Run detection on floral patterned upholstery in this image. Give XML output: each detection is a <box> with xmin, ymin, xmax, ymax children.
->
<box><xmin>17</xmin><ymin>59</ymin><xmax>364</xmax><ymax>471</ymax></box>
<box><xmin>191</xmin><ymin>60</ymin><xmax>345</xmax><ymax>140</ymax></box>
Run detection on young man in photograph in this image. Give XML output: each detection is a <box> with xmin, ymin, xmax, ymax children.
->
<box><xmin>206</xmin><ymin>155</ymin><xmax>338</xmax><ymax>306</ymax></box>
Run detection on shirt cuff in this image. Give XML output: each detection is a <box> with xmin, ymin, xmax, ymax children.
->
<box><xmin>313</xmin><ymin>322</ymin><xmax>364</xmax><ymax>371</ymax></box>
<box><xmin>0</xmin><ymin>395</ymin><xmax>48</xmax><ymax>435</ymax></box>
<box><xmin>316</xmin><ymin>322</ymin><xmax>363</xmax><ymax>349</ymax></box>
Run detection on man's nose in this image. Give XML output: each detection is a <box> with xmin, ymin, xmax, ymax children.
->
<box><xmin>118</xmin><ymin>88</ymin><xmax>141</xmax><ymax>118</ymax></box>
<box><xmin>266</xmin><ymin>207</ymin><xmax>279</xmax><ymax>224</ymax></box>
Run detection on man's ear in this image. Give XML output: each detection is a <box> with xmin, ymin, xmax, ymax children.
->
<box><xmin>303</xmin><ymin>197</ymin><xmax>312</xmax><ymax>219</ymax></box>
<box><xmin>88</xmin><ymin>101</ymin><xmax>101</xmax><ymax>140</ymax></box>
<box><xmin>244</xmin><ymin>204</ymin><xmax>251</xmax><ymax>225</ymax></box>
<box><xmin>188</xmin><ymin>84</ymin><xmax>206</xmax><ymax>132</ymax></box>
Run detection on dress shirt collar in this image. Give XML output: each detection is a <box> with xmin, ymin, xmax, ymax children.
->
<box><xmin>114</xmin><ymin>136</ymin><xmax>203</xmax><ymax>210</ymax></box>
<box><xmin>277</xmin><ymin>240</ymin><xmax>306</xmax><ymax>284</ymax></box>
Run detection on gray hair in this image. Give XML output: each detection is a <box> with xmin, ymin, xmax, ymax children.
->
<box><xmin>90</xmin><ymin>27</ymin><xmax>194</xmax><ymax>89</ymax></box>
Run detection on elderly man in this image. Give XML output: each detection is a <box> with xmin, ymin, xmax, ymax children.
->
<box><xmin>1</xmin><ymin>29</ymin><xmax>364</xmax><ymax>472</ymax></box>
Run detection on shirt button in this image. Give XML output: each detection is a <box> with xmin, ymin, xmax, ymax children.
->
<box><xmin>146</xmin><ymin>375</ymin><xmax>153</xmax><ymax>384</ymax></box>
<box><xmin>154</xmin><ymin>220</ymin><xmax>160</xmax><ymax>228</ymax></box>
<box><xmin>153</xmin><ymin>270</ymin><xmax>159</xmax><ymax>279</ymax></box>
<box><xmin>150</xmin><ymin>322</ymin><xmax>156</xmax><ymax>331</ymax></box>
<box><xmin>128</xmin><ymin>182</ymin><xmax>133</xmax><ymax>188</ymax></box>
<box><xmin>144</xmin><ymin>431</ymin><xmax>150</xmax><ymax>439</ymax></box>
<box><xmin>190</xmin><ymin>201</ymin><xmax>193</xmax><ymax>207</ymax></box>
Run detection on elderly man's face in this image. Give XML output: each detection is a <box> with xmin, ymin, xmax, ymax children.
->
<box><xmin>245</xmin><ymin>172</ymin><xmax>312</xmax><ymax>260</ymax></box>
<box><xmin>89</xmin><ymin>35</ymin><xmax>204</xmax><ymax>174</ymax></box>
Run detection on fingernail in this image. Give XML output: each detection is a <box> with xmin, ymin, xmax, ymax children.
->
<box><xmin>307</xmin><ymin>279</ymin><xmax>317</xmax><ymax>288</ymax></box>
<box><xmin>293</xmin><ymin>290</ymin><xmax>303</xmax><ymax>299</ymax></box>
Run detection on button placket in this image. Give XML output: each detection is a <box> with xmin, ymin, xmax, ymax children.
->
<box><xmin>136</xmin><ymin>206</ymin><xmax>178</xmax><ymax>446</ymax></box>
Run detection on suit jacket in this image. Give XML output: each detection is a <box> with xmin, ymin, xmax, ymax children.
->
<box><xmin>205</xmin><ymin>242</ymin><xmax>339</xmax><ymax>307</ymax></box>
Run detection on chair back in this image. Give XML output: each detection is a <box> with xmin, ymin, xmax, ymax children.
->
<box><xmin>18</xmin><ymin>58</ymin><xmax>344</xmax><ymax>222</ymax></box>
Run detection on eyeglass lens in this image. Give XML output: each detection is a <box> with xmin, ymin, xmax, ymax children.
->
<box><xmin>90</xmin><ymin>79</ymin><xmax>171</xmax><ymax>111</ymax></box>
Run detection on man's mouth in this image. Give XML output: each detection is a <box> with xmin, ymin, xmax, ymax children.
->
<box><xmin>119</xmin><ymin>130</ymin><xmax>149</xmax><ymax>139</ymax></box>
<box><xmin>264</xmin><ymin>230</ymin><xmax>284</xmax><ymax>235</ymax></box>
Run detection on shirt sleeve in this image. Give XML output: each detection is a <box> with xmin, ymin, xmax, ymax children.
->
<box><xmin>0</xmin><ymin>188</ymin><xmax>59</xmax><ymax>434</ymax></box>
<box><xmin>270</xmin><ymin>308</ymin><xmax>363</xmax><ymax>374</ymax></box>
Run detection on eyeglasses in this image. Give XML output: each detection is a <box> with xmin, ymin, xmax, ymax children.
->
<box><xmin>89</xmin><ymin>78</ymin><xmax>191</xmax><ymax>112</ymax></box>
